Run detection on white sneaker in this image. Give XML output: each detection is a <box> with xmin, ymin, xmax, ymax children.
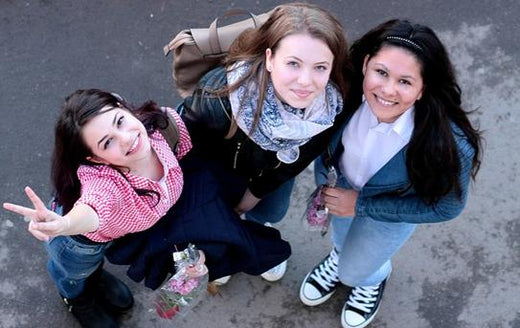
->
<box><xmin>260</xmin><ymin>222</ymin><xmax>288</xmax><ymax>282</ymax></box>
<box><xmin>341</xmin><ymin>277</ymin><xmax>388</xmax><ymax>328</ymax></box>
<box><xmin>299</xmin><ymin>248</ymin><xmax>340</xmax><ymax>306</ymax></box>
<box><xmin>260</xmin><ymin>260</ymin><xmax>287</xmax><ymax>282</ymax></box>
<box><xmin>212</xmin><ymin>275</ymin><xmax>231</xmax><ymax>286</ymax></box>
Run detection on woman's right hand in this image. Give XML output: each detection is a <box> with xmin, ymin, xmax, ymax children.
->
<box><xmin>3</xmin><ymin>186</ymin><xmax>70</xmax><ymax>241</ymax></box>
<box><xmin>185</xmin><ymin>250</ymin><xmax>208</xmax><ymax>278</ymax></box>
<box><xmin>321</xmin><ymin>186</ymin><xmax>359</xmax><ymax>218</ymax></box>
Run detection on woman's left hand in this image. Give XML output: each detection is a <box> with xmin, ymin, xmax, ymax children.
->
<box><xmin>321</xmin><ymin>186</ymin><xmax>359</xmax><ymax>217</ymax></box>
<box><xmin>234</xmin><ymin>188</ymin><xmax>261</xmax><ymax>215</ymax></box>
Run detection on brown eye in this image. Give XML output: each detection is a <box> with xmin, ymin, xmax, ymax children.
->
<box><xmin>104</xmin><ymin>138</ymin><xmax>113</xmax><ymax>150</ymax></box>
<box><xmin>376</xmin><ymin>69</ymin><xmax>387</xmax><ymax>77</ymax></box>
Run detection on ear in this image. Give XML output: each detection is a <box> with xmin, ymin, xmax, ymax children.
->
<box><xmin>265</xmin><ymin>48</ymin><xmax>273</xmax><ymax>72</ymax></box>
<box><xmin>362</xmin><ymin>55</ymin><xmax>370</xmax><ymax>75</ymax></box>
<box><xmin>417</xmin><ymin>86</ymin><xmax>425</xmax><ymax>101</ymax></box>
<box><xmin>86</xmin><ymin>155</ymin><xmax>108</xmax><ymax>165</ymax></box>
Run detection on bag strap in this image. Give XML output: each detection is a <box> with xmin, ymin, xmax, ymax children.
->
<box><xmin>160</xmin><ymin>111</ymin><xmax>180</xmax><ymax>155</ymax></box>
<box><xmin>208</xmin><ymin>9</ymin><xmax>260</xmax><ymax>54</ymax></box>
<box><xmin>165</xmin><ymin>10</ymin><xmax>271</xmax><ymax>57</ymax></box>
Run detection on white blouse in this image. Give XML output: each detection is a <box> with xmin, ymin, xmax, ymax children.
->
<box><xmin>339</xmin><ymin>100</ymin><xmax>415</xmax><ymax>190</ymax></box>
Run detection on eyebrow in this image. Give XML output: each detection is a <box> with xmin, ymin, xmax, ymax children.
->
<box><xmin>96</xmin><ymin>112</ymin><xmax>119</xmax><ymax>148</ymax></box>
<box><xmin>374</xmin><ymin>63</ymin><xmax>418</xmax><ymax>81</ymax></box>
<box><xmin>286</xmin><ymin>56</ymin><xmax>331</xmax><ymax>66</ymax></box>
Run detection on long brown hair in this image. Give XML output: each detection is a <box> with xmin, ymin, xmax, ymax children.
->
<box><xmin>222</xmin><ymin>2</ymin><xmax>352</xmax><ymax>130</ymax></box>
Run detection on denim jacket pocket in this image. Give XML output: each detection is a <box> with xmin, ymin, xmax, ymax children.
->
<box><xmin>360</xmin><ymin>181</ymin><xmax>411</xmax><ymax>198</ymax></box>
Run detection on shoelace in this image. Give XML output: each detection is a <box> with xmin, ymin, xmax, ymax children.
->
<box><xmin>310</xmin><ymin>249</ymin><xmax>339</xmax><ymax>291</ymax></box>
<box><xmin>346</xmin><ymin>284</ymin><xmax>381</xmax><ymax>313</ymax></box>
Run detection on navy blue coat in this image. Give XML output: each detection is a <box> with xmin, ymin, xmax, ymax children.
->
<box><xmin>106</xmin><ymin>158</ymin><xmax>291</xmax><ymax>290</ymax></box>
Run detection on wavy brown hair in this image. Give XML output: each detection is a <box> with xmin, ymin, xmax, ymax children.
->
<box><xmin>220</xmin><ymin>2</ymin><xmax>352</xmax><ymax>130</ymax></box>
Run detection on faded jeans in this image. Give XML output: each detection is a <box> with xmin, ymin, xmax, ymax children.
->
<box><xmin>314</xmin><ymin>158</ymin><xmax>416</xmax><ymax>287</ymax></box>
<box><xmin>245</xmin><ymin>178</ymin><xmax>295</xmax><ymax>225</ymax></box>
<box><xmin>331</xmin><ymin>215</ymin><xmax>415</xmax><ymax>287</ymax></box>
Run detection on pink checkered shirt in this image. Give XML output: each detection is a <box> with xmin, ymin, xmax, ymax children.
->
<box><xmin>77</xmin><ymin>108</ymin><xmax>192</xmax><ymax>242</ymax></box>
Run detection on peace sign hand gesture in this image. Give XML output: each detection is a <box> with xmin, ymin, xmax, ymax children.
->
<box><xmin>3</xmin><ymin>186</ymin><xmax>70</xmax><ymax>242</ymax></box>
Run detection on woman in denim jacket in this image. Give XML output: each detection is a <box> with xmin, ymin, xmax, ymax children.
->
<box><xmin>299</xmin><ymin>19</ymin><xmax>482</xmax><ymax>328</ymax></box>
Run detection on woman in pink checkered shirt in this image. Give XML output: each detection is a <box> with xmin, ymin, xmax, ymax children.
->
<box><xmin>3</xmin><ymin>89</ymin><xmax>193</xmax><ymax>327</ymax></box>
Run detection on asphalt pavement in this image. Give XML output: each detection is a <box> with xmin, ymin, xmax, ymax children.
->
<box><xmin>1</xmin><ymin>1</ymin><xmax>519</xmax><ymax>327</ymax></box>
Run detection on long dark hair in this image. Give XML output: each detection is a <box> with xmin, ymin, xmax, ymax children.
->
<box><xmin>51</xmin><ymin>89</ymin><xmax>170</xmax><ymax>213</ymax></box>
<box><xmin>222</xmin><ymin>2</ymin><xmax>352</xmax><ymax>130</ymax></box>
<box><xmin>349</xmin><ymin>19</ymin><xmax>482</xmax><ymax>204</ymax></box>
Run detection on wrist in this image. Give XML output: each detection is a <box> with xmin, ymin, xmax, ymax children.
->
<box><xmin>62</xmin><ymin>215</ymin><xmax>72</xmax><ymax>235</ymax></box>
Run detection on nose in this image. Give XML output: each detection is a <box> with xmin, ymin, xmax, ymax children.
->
<box><xmin>297</xmin><ymin>68</ymin><xmax>312</xmax><ymax>85</ymax></box>
<box><xmin>118</xmin><ymin>131</ymin><xmax>133</xmax><ymax>146</ymax></box>
<box><xmin>381</xmin><ymin>80</ymin><xmax>397</xmax><ymax>96</ymax></box>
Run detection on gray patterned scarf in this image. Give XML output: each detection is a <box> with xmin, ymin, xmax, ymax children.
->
<box><xmin>227</xmin><ymin>62</ymin><xmax>343</xmax><ymax>164</ymax></box>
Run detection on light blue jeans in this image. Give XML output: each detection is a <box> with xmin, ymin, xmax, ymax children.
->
<box><xmin>245</xmin><ymin>178</ymin><xmax>295</xmax><ymax>224</ymax></box>
<box><xmin>314</xmin><ymin>159</ymin><xmax>416</xmax><ymax>287</ymax></box>
<box><xmin>331</xmin><ymin>215</ymin><xmax>415</xmax><ymax>287</ymax></box>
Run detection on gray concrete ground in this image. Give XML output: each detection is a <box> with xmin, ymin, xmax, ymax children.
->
<box><xmin>1</xmin><ymin>1</ymin><xmax>519</xmax><ymax>327</ymax></box>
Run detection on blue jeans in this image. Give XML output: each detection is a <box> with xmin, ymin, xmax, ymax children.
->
<box><xmin>46</xmin><ymin>235</ymin><xmax>109</xmax><ymax>299</ymax></box>
<box><xmin>331</xmin><ymin>215</ymin><xmax>415</xmax><ymax>287</ymax></box>
<box><xmin>245</xmin><ymin>178</ymin><xmax>295</xmax><ymax>224</ymax></box>
<box><xmin>314</xmin><ymin>159</ymin><xmax>416</xmax><ymax>287</ymax></box>
<box><xmin>45</xmin><ymin>200</ymin><xmax>109</xmax><ymax>299</ymax></box>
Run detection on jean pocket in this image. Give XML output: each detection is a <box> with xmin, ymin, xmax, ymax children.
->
<box><xmin>47</xmin><ymin>236</ymin><xmax>107</xmax><ymax>280</ymax></box>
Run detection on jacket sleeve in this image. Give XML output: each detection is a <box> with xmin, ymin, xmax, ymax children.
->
<box><xmin>247</xmin><ymin>137</ymin><xmax>329</xmax><ymax>198</ymax></box>
<box><xmin>355</xmin><ymin>134</ymin><xmax>476</xmax><ymax>224</ymax></box>
<box><xmin>180</xmin><ymin>66</ymin><xmax>232</xmax><ymax>143</ymax></box>
<box><xmin>247</xmin><ymin>158</ymin><xmax>308</xmax><ymax>198</ymax></box>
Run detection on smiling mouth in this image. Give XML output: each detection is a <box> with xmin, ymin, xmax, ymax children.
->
<box><xmin>375</xmin><ymin>95</ymin><xmax>397</xmax><ymax>107</ymax></box>
<box><xmin>293</xmin><ymin>89</ymin><xmax>312</xmax><ymax>98</ymax></box>
<box><xmin>126</xmin><ymin>134</ymin><xmax>139</xmax><ymax>155</ymax></box>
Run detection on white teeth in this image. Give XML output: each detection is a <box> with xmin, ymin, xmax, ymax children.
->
<box><xmin>128</xmin><ymin>136</ymin><xmax>138</xmax><ymax>154</ymax></box>
<box><xmin>376</xmin><ymin>95</ymin><xmax>396</xmax><ymax>106</ymax></box>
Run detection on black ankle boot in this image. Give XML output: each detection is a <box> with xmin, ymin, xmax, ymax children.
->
<box><xmin>89</xmin><ymin>267</ymin><xmax>134</xmax><ymax>315</ymax></box>
<box><xmin>62</xmin><ymin>291</ymin><xmax>119</xmax><ymax>328</ymax></box>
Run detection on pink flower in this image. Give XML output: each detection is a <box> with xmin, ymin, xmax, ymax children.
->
<box><xmin>168</xmin><ymin>276</ymin><xmax>199</xmax><ymax>295</ymax></box>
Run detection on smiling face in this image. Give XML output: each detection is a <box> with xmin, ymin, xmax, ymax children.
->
<box><xmin>362</xmin><ymin>45</ymin><xmax>424</xmax><ymax>123</ymax></box>
<box><xmin>81</xmin><ymin>106</ymin><xmax>151</xmax><ymax>170</ymax></box>
<box><xmin>265</xmin><ymin>33</ymin><xmax>334</xmax><ymax>109</ymax></box>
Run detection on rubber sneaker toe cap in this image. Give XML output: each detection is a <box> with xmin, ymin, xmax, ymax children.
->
<box><xmin>260</xmin><ymin>260</ymin><xmax>287</xmax><ymax>282</ymax></box>
<box><xmin>342</xmin><ymin>310</ymin><xmax>366</xmax><ymax>328</ymax></box>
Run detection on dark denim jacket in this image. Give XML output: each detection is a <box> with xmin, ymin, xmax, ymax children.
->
<box><xmin>315</xmin><ymin>119</ymin><xmax>476</xmax><ymax>224</ymax></box>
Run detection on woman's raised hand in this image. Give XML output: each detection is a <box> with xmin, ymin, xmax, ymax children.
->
<box><xmin>3</xmin><ymin>186</ymin><xmax>69</xmax><ymax>241</ymax></box>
